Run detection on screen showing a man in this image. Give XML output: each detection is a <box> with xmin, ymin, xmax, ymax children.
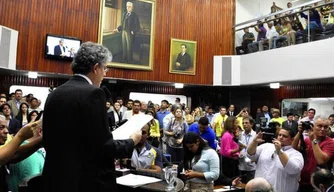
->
<box><xmin>45</xmin><ymin>35</ymin><xmax>81</xmax><ymax>59</ymax></box>
<box><xmin>54</xmin><ymin>39</ymin><xmax>66</xmax><ymax>56</ymax></box>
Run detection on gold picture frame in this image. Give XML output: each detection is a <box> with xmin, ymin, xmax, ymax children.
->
<box><xmin>169</xmin><ymin>38</ymin><xmax>197</xmax><ymax>75</ymax></box>
<box><xmin>98</xmin><ymin>0</ymin><xmax>156</xmax><ymax>70</ymax></box>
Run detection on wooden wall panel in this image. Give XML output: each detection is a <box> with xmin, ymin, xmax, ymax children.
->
<box><xmin>0</xmin><ymin>0</ymin><xmax>100</xmax><ymax>74</ymax></box>
<box><xmin>0</xmin><ymin>0</ymin><xmax>235</xmax><ymax>85</ymax></box>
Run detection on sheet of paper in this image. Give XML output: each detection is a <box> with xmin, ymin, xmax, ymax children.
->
<box><xmin>214</xmin><ymin>186</ymin><xmax>242</xmax><ymax>191</ymax></box>
<box><xmin>112</xmin><ymin>114</ymin><xmax>153</xmax><ymax>140</ymax></box>
<box><xmin>116</xmin><ymin>173</ymin><xmax>162</xmax><ymax>188</ymax></box>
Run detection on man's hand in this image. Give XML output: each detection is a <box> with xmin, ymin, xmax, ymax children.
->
<box><xmin>297</xmin><ymin>123</ymin><xmax>303</xmax><ymax>133</ymax></box>
<box><xmin>272</xmin><ymin>138</ymin><xmax>282</xmax><ymax>153</ymax></box>
<box><xmin>176</xmin><ymin>62</ymin><xmax>181</xmax><ymax>67</ymax></box>
<box><xmin>176</xmin><ymin>138</ymin><xmax>182</xmax><ymax>145</ymax></box>
<box><xmin>232</xmin><ymin>177</ymin><xmax>242</xmax><ymax>186</ymax></box>
<box><xmin>130</xmin><ymin>130</ymin><xmax>142</xmax><ymax>145</ymax></box>
<box><xmin>254</xmin><ymin>132</ymin><xmax>265</xmax><ymax>144</ymax></box>
<box><xmin>308</xmin><ymin>126</ymin><xmax>316</xmax><ymax>141</ymax></box>
<box><xmin>17</xmin><ymin>120</ymin><xmax>42</xmax><ymax>141</ymax></box>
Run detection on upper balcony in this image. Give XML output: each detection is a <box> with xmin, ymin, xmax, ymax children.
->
<box><xmin>234</xmin><ymin>0</ymin><xmax>334</xmax><ymax>55</ymax></box>
<box><xmin>213</xmin><ymin>0</ymin><xmax>334</xmax><ymax>86</ymax></box>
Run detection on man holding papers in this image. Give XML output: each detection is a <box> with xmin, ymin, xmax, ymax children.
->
<box><xmin>43</xmin><ymin>42</ymin><xmax>142</xmax><ymax>192</ymax></box>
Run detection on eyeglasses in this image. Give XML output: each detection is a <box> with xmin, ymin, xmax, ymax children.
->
<box><xmin>101</xmin><ymin>65</ymin><xmax>109</xmax><ymax>73</ymax></box>
<box><xmin>104</xmin><ymin>67</ymin><xmax>109</xmax><ymax>73</ymax></box>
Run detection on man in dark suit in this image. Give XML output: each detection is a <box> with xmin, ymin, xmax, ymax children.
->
<box><xmin>311</xmin><ymin>168</ymin><xmax>334</xmax><ymax>192</ymax></box>
<box><xmin>175</xmin><ymin>44</ymin><xmax>192</xmax><ymax>70</ymax></box>
<box><xmin>42</xmin><ymin>42</ymin><xmax>142</xmax><ymax>192</ymax></box>
<box><xmin>114</xmin><ymin>1</ymin><xmax>140</xmax><ymax>63</ymax></box>
<box><xmin>0</xmin><ymin>104</ymin><xmax>20</xmax><ymax>135</ymax></box>
<box><xmin>54</xmin><ymin>39</ymin><xmax>66</xmax><ymax>56</ymax></box>
<box><xmin>282</xmin><ymin>113</ymin><xmax>298</xmax><ymax>132</ymax></box>
<box><xmin>227</xmin><ymin>104</ymin><xmax>237</xmax><ymax>117</ymax></box>
<box><xmin>256</xmin><ymin>105</ymin><xmax>272</xmax><ymax>126</ymax></box>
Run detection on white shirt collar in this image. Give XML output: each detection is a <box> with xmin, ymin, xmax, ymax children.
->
<box><xmin>326</xmin><ymin>184</ymin><xmax>334</xmax><ymax>192</ymax></box>
<box><xmin>74</xmin><ymin>74</ymin><xmax>93</xmax><ymax>85</ymax></box>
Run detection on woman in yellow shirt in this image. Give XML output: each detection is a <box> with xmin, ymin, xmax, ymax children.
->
<box><xmin>270</xmin><ymin>109</ymin><xmax>284</xmax><ymax>127</ymax></box>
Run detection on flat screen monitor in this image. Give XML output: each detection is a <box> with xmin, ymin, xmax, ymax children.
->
<box><xmin>45</xmin><ymin>34</ymin><xmax>82</xmax><ymax>61</ymax></box>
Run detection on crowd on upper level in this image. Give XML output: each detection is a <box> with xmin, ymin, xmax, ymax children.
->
<box><xmin>236</xmin><ymin>0</ymin><xmax>334</xmax><ymax>55</ymax></box>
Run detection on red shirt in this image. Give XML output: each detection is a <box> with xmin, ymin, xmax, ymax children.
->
<box><xmin>300</xmin><ymin>136</ymin><xmax>334</xmax><ymax>185</ymax></box>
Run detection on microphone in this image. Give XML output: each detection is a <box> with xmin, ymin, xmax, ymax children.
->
<box><xmin>101</xmin><ymin>85</ymin><xmax>112</xmax><ymax>102</ymax></box>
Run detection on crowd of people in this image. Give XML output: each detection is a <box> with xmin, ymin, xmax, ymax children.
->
<box><xmin>236</xmin><ymin>0</ymin><xmax>334</xmax><ymax>55</ymax></box>
<box><xmin>106</xmin><ymin>93</ymin><xmax>334</xmax><ymax>192</ymax></box>
<box><xmin>0</xmin><ymin>42</ymin><xmax>333</xmax><ymax>192</ymax></box>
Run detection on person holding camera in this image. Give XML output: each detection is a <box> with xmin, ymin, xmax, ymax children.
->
<box><xmin>292</xmin><ymin>117</ymin><xmax>334</xmax><ymax>192</ymax></box>
<box><xmin>247</xmin><ymin>127</ymin><xmax>304</xmax><ymax>192</ymax></box>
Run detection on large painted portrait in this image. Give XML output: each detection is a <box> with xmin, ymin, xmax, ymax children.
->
<box><xmin>169</xmin><ymin>38</ymin><xmax>197</xmax><ymax>75</ymax></box>
<box><xmin>99</xmin><ymin>0</ymin><xmax>156</xmax><ymax>70</ymax></box>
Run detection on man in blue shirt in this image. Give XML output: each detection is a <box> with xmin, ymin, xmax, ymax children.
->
<box><xmin>187</xmin><ymin>117</ymin><xmax>217</xmax><ymax>150</ymax></box>
<box><xmin>156</xmin><ymin>100</ymin><xmax>170</xmax><ymax>130</ymax></box>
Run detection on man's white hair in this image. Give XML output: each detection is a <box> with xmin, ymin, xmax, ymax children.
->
<box><xmin>315</xmin><ymin>116</ymin><xmax>330</xmax><ymax>124</ymax></box>
<box><xmin>126</xmin><ymin>1</ymin><xmax>133</xmax><ymax>6</ymax></box>
<box><xmin>246</xmin><ymin>177</ymin><xmax>274</xmax><ymax>192</ymax></box>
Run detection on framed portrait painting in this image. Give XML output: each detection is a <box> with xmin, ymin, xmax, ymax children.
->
<box><xmin>169</xmin><ymin>38</ymin><xmax>197</xmax><ymax>75</ymax></box>
<box><xmin>98</xmin><ymin>0</ymin><xmax>156</xmax><ymax>70</ymax></box>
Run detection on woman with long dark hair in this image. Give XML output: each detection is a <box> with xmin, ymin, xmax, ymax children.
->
<box><xmin>15</xmin><ymin>103</ymin><xmax>29</xmax><ymax>128</ymax></box>
<box><xmin>219</xmin><ymin>116</ymin><xmax>244</xmax><ymax>178</ymax></box>
<box><xmin>182</xmin><ymin>132</ymin><xmax>219</xmax><ymax>191</ymax></box>
<box><xmin>27</xmin><ymin>111</ymin><xmax>39</xmax><ymax>123</ymax></box>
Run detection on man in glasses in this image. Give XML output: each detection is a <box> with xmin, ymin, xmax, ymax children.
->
<box><xmin>247</xmin><ymin>127</ymin><xmax>304</xmax><ymax>192</ymax></box>
<box><xmin>292</xmin><ymin>117</ymin><xmax>334</xmax><ymax>192</ymax></box>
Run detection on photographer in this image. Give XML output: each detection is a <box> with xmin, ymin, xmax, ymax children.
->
<box><xmin>292</xmin><ymin>117</ymin><xmax>334</xmax><ymax>192</ymax></box>
<box><xmin>247</xmin><ymin>127</ymin><xmax>304</xmax><ymax>192</ymax></box>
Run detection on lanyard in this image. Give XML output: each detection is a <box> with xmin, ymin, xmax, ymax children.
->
<box><xmin>244</xmin><ymin>134</ymin><xmax>251</xmax><ymax>152</ymax></box>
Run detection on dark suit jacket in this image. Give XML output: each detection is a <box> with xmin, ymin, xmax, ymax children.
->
<box><xmin>282</xmin><ymin>120</ymin><xmax>298</xmax><ymax>132</ymax></box>
<box><xmin>227</xmin><ymin>111</ymin><xmax>237</xmax><ymax>117</ymax></box>
<box><xmin>8</xmin><ymin>118</ymin><xmax>21</xmax><ymax>135</ymax></box>
<box><xmin>117</xmin><ymin>12</ymin><xmax>140</xmax><ymax>34</ymax></box>
<box><xmin>54</xmin><ymin>45</ymin><xmax>65</xmax><ymax>56</ymax></box>
<box><xmin>107</xmin><ymin>111</ymin><xmax>122</xmax><ymax>131</ymax></box>
<box><xmin>256</xmin><ymin>112</ymin><xmax>272</xmax><ymax>124</ymax></box>
<box><xmin>42</xmin><ymin>76</ymin><xmax>134</xmax><ymax>192</ymax></box>
<box><xmin>175</xmin><ymin>52</ymin><xmax>191</xmax><ymax>70</ymax></box>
